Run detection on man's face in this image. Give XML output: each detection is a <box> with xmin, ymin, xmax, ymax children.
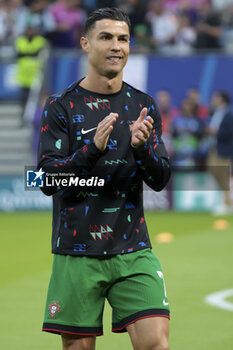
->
<box><xmin>198</xmin><ymin>2</ymin><xmax>211</xmax><ymax>17</ymax></box>
<box><xmin>188</xmin><ymin>89</ymin><xmax>199</xmax><ymax>104</ymax></box>
<box><xmin>65</xmin><ymin>0</ymin><xmax>81</xmax><ymax>10</ymax></box>
<box><xmin>211</xmin><ymin>93</ymin><xmax>223</xmax><ymax>109</ymax></box>
<box><xmin>82</xmin><ymin>19</ymin><xmax>130</xmax><ymax>79</ymax></box>
<box><xmin>31</xmin><ymin>0</ymin><xmax>47</xmax><ymax>13</ymax></box>
<box><xmin>157</xmin><ymin>91</ymin><xmax>170</xmax><ymax>108</ymax></box>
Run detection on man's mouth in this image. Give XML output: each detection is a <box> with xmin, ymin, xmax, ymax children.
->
<box><xmin>107</xmin><ymin>56</ymin><xmax>123</xmax><ymax>63</ymax></box>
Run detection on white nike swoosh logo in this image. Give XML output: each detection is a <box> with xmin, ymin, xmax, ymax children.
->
<box><xmin>163</xmin><ymin>299</ymin><xmax>169</xmax><ymax>306</ymax></box>
<box><xmin>81</xmin><ymin>127</ymin><xmax>97</xmax><ymax>135</ymax></box>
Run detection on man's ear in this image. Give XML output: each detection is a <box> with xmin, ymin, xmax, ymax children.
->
<box><xmin>80</xmin><ymin>36</ymin><xmax>89</xmax><ymax>53</ymax></box>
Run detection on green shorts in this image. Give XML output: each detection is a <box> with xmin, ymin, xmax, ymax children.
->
<box><xmin>42</xmin><ymin>248</ymin><xmax>170</xmax><ymax>336</ymax></box>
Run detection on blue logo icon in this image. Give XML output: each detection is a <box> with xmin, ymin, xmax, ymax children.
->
<box><xmin>26</xmin><ymin>168</ymin><xmax>45</xmax><ymax>188</ymax></box>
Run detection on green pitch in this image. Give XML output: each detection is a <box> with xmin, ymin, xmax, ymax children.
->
<box><xmin>0</xmin><ymin>211</ymin><xmax>233</xmax><ymax>350</ymax></box>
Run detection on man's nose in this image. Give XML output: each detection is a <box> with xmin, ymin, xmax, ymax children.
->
<box><xmin>110</xmin><ymin>38</ymin><xmax>120</xmax><ymax>51</ymax></box>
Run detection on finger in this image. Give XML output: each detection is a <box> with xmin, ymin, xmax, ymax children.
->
<box><xmin>132</xmin><ymin>134</ymin><xmax>142</xmax><ymax>145</ymax></box>
<box><xmin>101</xmin><ymin>116</ymin><xmax>118</xmax><ymax>135</ymax></box>
<box><xmin>138</xmin><ymin>124</ymin><xmax>151</xmax><ymax>138</ymax></box>
<box><xmin>142</xmin><ymin>121</ymin><xmax>153</xmax><ymax>134</ymax></box>
<box><xmin>142</xmin><ymin>117</ymin><xmax>153</xmax><ymax>130</ymax></box>
<box><xmin>138</xmin><ymin>107</ymin><xmax>147</xmax><ymax>122</ymax></box>
<box><xmin>94</xmin><ymin>122</ymin><xmax>115</xmax><ymax>151</ymax></box>
<box><xmin>101</xmin><ymin>124</ymin><xmax>114</xmax><ymax>140</ymax></box>
<box><xmin>100</xmin><ymin>114</ymin><xmax>118</xmax><ymax>135</ymax></box>
<box><xmin>109</xmin><ymin>113</ymin><xmax>119</xmax><ymax>125</ymax></box>
<box><xmin>143</xmin><ymin>123</ymin><xmax>153</xmax><ymax>134</ymax></box>
<box><xmin>132</xmin><ymin>135</ymin><xmax>147</xmax><ymax>146</ymax></box>
<box><xmin>137</xmin><ymin>127</ymin><xmax>150</xmax><ymax>140</ymax></box>
<box><xmin>97</xmin><ymin>113</ymin><xmax>118</xmax><ymax>133</ymax></box>
<box><xmin>103</xmin><ymin>113</ymin><xmax>118</xmax><ymax>127</ymax></box>
<box><xmin>139</xmin><ymin>121</ymin><xmax>152</xmax><ymax>131</ymax></box>
<box><xmin>104</xmin><ymin>112</ymin><xmax>119</xmax><ymax>123</ymax></box>
<box><xmin>134</xmin><ymin>129</ymin><xmax>148</xmax><ymax>141</ymax></box>
<box><xmin>98</xmin><ymin>113</ymin><xmax>118</xmax><ymax>128</ymax></box>
<box><xmin>144</xmin><ymin>116</ymin><xmax>154</xmax><ymax>124</ymax></box>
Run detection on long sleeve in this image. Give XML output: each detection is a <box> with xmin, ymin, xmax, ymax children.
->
<box><xmin>132</xmin><ymin>97</ymin><xmax>171</xmax><ymax>191</ymax></box>
<box><xmin>218</xmin><ymin>113</ymin><xmax>233</xmax><ymax>142</ymax></box>
<box><xmin>37</xmin><ymin>97</ymin><xmax>106</xmax><ymax>196</ymax></box>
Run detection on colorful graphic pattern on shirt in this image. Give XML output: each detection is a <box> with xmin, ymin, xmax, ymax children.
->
<box><xmin>38</xmin><ymin>80</ymin><xmax>170</xmax><ymax>256</ymax></box>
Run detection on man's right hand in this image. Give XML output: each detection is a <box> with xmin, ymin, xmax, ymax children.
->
<box><xmin>94</xmin><ymin>113</ymin><xmax>118</xmax><ymax>152</ymax></box>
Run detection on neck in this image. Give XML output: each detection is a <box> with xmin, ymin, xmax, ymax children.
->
<box><xmin>79</xmin><ymin>68</ymin><xmax>123</xmax><ymax>94</ymax></box>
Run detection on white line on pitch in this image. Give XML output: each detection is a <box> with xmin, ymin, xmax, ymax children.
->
<box><xmin>205</xmin><ymin>289</ymin><xmax>233</xmax><ymax>312</ymax></box>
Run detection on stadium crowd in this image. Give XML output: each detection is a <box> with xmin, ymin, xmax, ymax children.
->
<box><xmin>0</xmin><ymin>0</ymin><xmax>232</xmax><ymax>212</ymax></box>
<box><xmin>1</xmin><ymin>0</ymin><xmax>233</xmax><ymax>52</ymax></box>
<box><xmin>156</xmin><ymin>87</ymin><xmax>233</xmax><ymax>214</ymax></box>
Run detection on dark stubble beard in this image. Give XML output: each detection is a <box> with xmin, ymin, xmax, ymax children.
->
<box><xmin>105</xmin><ymin>70</ymin><xmax>119</xmax><ymax>79</ymax></box>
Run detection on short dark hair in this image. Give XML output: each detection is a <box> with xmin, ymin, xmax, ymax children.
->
<box><xmin>216</xmin><ymin>90</ymin><xmax>231</xmax><ymax>105</ymax></box>
<box><xmin>84</xmin><ymin>7</ymin><xmax>131</xmax><ymax>35</ymax></box>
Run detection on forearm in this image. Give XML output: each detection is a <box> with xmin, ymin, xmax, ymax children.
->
<box><xmin>133</xmin><ymin>142</ymin><xmax>171</xmax><ymax>191</ymax></box>
<box><xmin>38</xmin><ymin>141</ymin><xmax>107</xmax><ymax>196</ymax></box>
<box><xmin>199</xmin><ymin>24</ymin><xmax>222</xmax><ymax>37</ymax></box>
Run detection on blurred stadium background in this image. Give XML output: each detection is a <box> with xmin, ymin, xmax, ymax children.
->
<box><xmin>0</xmin><ymin>0</ymin><xmax>233</xmax><ymax>349</ymax></box>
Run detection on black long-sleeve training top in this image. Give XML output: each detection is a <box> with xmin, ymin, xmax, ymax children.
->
<box><xmin>38</xmin><ymin>80</ymin><xmax>170</xmax><ymax>256</ymax></box>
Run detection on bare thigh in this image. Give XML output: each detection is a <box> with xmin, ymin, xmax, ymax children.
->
<box><xmin>61</xmin><ymin>334</ymin><xmax>96</xmax><ymax>350</ymax></box>
<box><xmin>127</xmin><ymin>317</ymin><xmax>169</xmax><ymax>350</ymax></box>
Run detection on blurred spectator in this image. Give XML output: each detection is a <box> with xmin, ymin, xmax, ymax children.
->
<box><xmin>82</xmin><ymin>0</ymin><xmax>98</xmax><ymax>13</ymax></box>
<box><xmin>0</xmin><ymin>0</ymin><xmax>27</xmax><ymax>45</ymax></box>
<box><xmin>156</xmin><ymin>89</ymin><xmax>179</xmax><ymax>131</ymax></box>
<box><xmin>222</xmin><ymin>4</ymin><xmax>233</xmax><ymax>52</ymax></box>
<box><xmin>194</xmin><ymin>1</ymin><xmax>222</xmax><ymax>50</ymax></box>
<box><xmin>98</xmin><ymin>0</ymin><xmax>118</xmax><ymax>8</ymax></box>
<box><xmin>33</xmin><ymin>92</ymin><xmax>50</xmax><ymax>164</ymax></box>
<box><xmin>48</xmin><ymin>0</ymin><xmax>86</xmax><ymax>48</ymax></box>
<box><xmin>206</xmin><ymin>90</ymin><xmax>233</xmax><ymax>213</ymax></box>
<box><xmin>15</xmin><ymin>26</ymin><xmax>47</xmax><ymax>124</ymax></box>
<box><xmin>186</xmin><ymin>87</ymin><xmax>209</xmax><ymax>121</ymax></box>
<box><xmin>212</xmin><ymin>0</ymin><xmax>233</xmax><ymax>13</ymax></box>
<box><xmin>156</xmin><ymin>89</ymin><xmax>179</xmax><ymax>154</ymax></box>
<box><xmin>158</xmin><ymin>1</ymin><xmax>201</xmax><ymax>27</ymax></box>
<box><xmin>119</xmin><ymin>0</ymin><xmax>149</xmax><ymax>35</ymax></box>
<box><xmin>171</xmin><ymin>99</ymin><xmax>204</xmax><ymax>165</ymax></box>
<box><xmin>0</xmin><ymin>0</ymin><xmax>7</xmax><ymax>44</ymax></box>
<box><xmin>146</xmin><ymin>0</ymin><xmax>178</xmax><ymax>54</ymax></box>
<box><xmin>82</xmin><ymin>0</ymin><xmax>118</xmax><ymax>11</ymax></box>
<box><xmin>163</xmin><ymin>0</ymin><xmax>185</xmax><ymax>12</ymax></box>
<box><xmin>8</xmin><ymin>1</ymin><xmax>26</xmax><ymax>40</ymax></box>
<box><xmin>15</xmin><ymin>0</ymin><xmax>56</xmax><ymax>39</ymax></box>
<box><xmin>131</xmin><ymin>24</ymin><xmax>155</xmax><ymax>53</ymax></box>
<box><xmin>163</xmin><ymin>0</ymin><xmax>207</xmax><ymax>12</ymax></box>
<box><xmin>173</xmin><ymin>12</ymin><xmax>196</xmax><ymax>54</ymax></box>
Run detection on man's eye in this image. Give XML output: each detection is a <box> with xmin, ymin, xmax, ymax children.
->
<box><xmin>119</xmin><ymin>37</ymin><xmax>128</xmax><ymax>42</ymax></box>
<box><xmin>101</xmin><ymin>35</ymin><xmax>110</xmax><ymax>40</ymax></box>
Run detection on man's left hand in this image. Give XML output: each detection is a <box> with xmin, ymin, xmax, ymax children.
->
<box><xmin>131</xmin><ymin>107</ymin><xmax>154</xmax><ymax>148</ymax></box>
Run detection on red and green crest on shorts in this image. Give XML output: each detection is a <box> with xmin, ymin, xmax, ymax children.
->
<box><xmin>48</xmin><ymin>301</ymin><xmax>61</xmax><ymax>319</ymax></box>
